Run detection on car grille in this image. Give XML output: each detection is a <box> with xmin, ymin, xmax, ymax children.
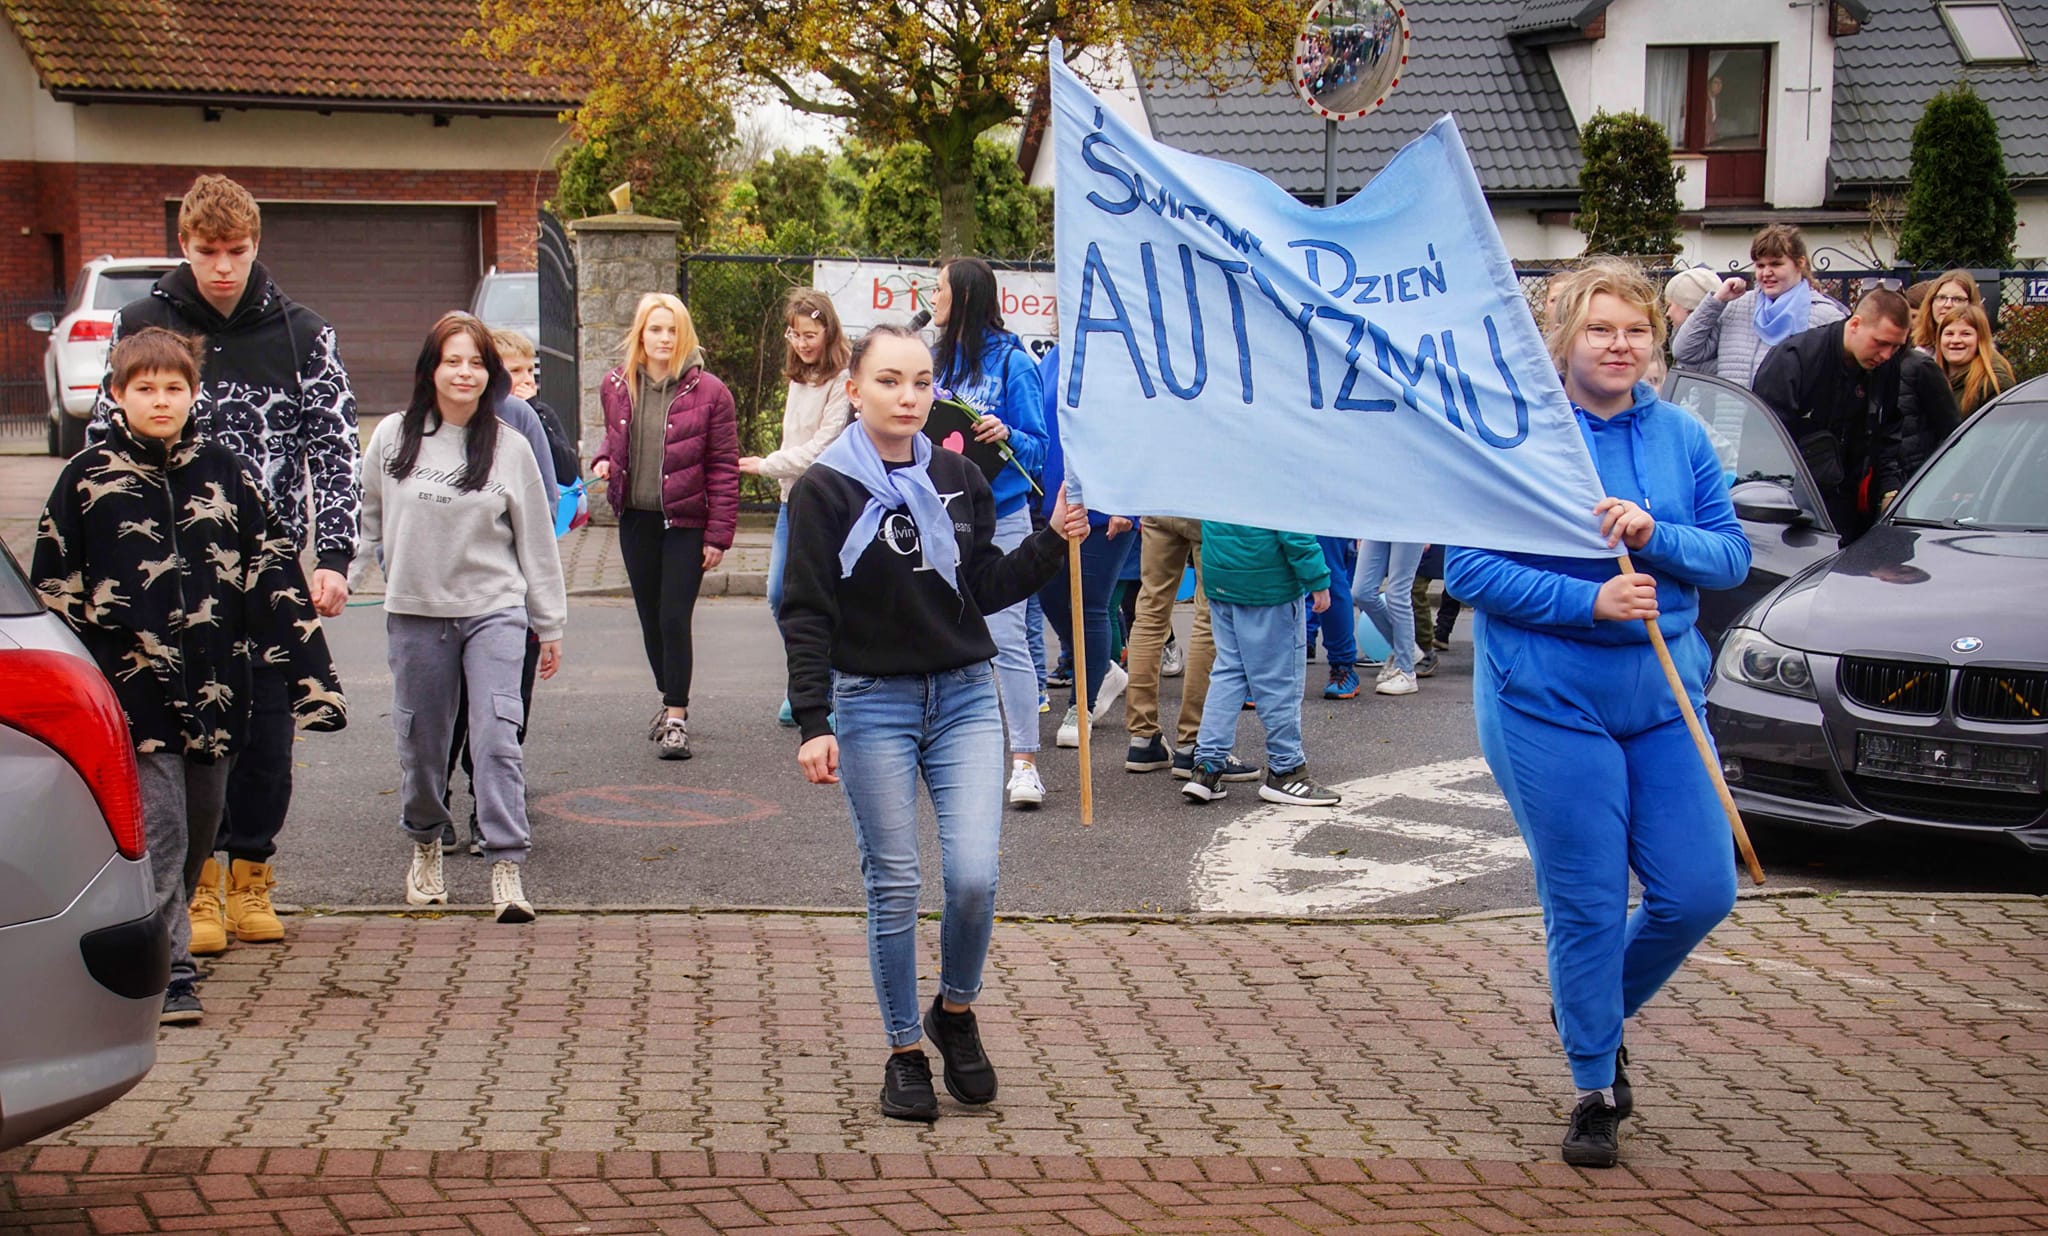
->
<box><xmin>1738</xmin><ymin>760</ymin><xmax>1834</xmax><ymax>803</ymax></box>
<box><xmin>1957</xmin><ymin>667</ymin><xmax>2048</xmax><ymax>724</ymax></box>
<box><xmin>1848</xmin><ymin>777</ymin><xmax>2047</xmax><ymax>827</ymax></box>
<box><xmin>1838</xmin><ymin>658</ymin><xmax>1948</xmax><ymax>716</ymax></box>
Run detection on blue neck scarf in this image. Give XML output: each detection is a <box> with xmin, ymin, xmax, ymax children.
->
<box><xmin>813</xmin><ymin>423</ymin><xmax>961</xmax><ymax>595</ymax></box>
<box><xmin>1751</xmin><ymin>279</ymin><xmax>1813</xmax><ymax>349</ymax></box>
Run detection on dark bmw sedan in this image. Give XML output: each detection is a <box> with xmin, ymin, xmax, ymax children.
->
<box><xmin>1706</xmin><ymin>376</ymin><xmax>2048</xmax><ymax>853</ymax></box>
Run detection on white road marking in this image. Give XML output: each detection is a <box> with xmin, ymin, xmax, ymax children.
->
<box><xmin>1190</xmin><ymin>757</ymin><xmax>1530</xmax><ymax>914</ymax></box>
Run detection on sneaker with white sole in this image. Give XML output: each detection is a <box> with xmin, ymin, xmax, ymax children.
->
<box><xmin>1376</xmin><ymin>661</ymin><xmax>1400</xmax><ymax>684</ymax></box>
<box><xmin>1172</xmin><ymin>747</ymin><xmax>1261</xmax><ymax>781</ymax></box>
<box><xmin>405</xmin><ymin>839</ymin><xmax>447</xmax><ymax>906</ymax></box>
<box><xmin>1180</xmin><ymin>759</ymin><xmax>1229</xmax><ymax>802</ymax></box>
<box><xmin>1007</xmin><ymin>759</ymin><xmax>1045</xmax><ymax>808</ymax></box>
<box><xmin>1126</xmin><ymin>735</ymin><xmax>1173</xmax><ymax>772</ymax></box>
<box><xmin>1056</xmin><ymin>704</ymin><xmax>1082</xmax><ymax>748</ymax></box>
<box><xmin>1376</xmin><ymin>670</ymin><xmax>1419</xmax><ymax>696</ymax></box>
<box><xmin>1259</xmin><ymin>765</ymin><xmax>1341</xmax><ymax>806</ymax></box>
<box><xmin>656</xmin><ymin>716</ymin><xmax>691</xmax><ymax>760</ymax></box>
<box><xmin>1091</xmin><ymin>661</ymin><xmax>1129</xmax><ymax>720</ymax></box>
<box><xmin>491</xmin><ymin>860</ymin><xmax>535</xmax><ymax>924</ymax></box>
<box><xmin>1161</xmin><ymin>639</ymin><xmax>1185</xmax><ymax>678</ymax></box>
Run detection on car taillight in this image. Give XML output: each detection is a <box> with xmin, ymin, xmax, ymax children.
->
<box><xmin>0</xmin><ymin>650</ymin><xmax>144</xmax><ymax>859</ymax></box>
<box><xmin>67</xmin><ymin>319</ymin><xmax>113</xmax><ymax>344</ymax></box>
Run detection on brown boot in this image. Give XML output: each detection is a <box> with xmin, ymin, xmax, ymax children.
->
<box><xmin>188</xmin><ymin>857</ymin><xmax>228</xmax><ymax>956</ymax></box>
<box><xmin>224</xmin><ymin>859</ymin><xmax>285</xmax><ymax>943</ymax></box>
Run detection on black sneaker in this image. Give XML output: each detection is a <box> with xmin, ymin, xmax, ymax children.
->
<box><xmin>1126</xmin><ymin>735</ymin><xmax>1173</xmax><ymax>773</ymax></box>
<box><xmin>1047</xmin><ymin>661</ymin><xmax>1074</xmax><ymax>689</ymax></box>
<box><xmin>1415</xmin><ymin>650</ymin><xmax>1441</xmax><ymax>678</ymax></box>
<box><xmin>1561</xmin><ymin>1093</ymin><xmax>1620</xmax><ymax>1167</ymax></box>
<box><xmin>466</xmin><ymin>810</ymin><xmax>484</xmax><ymax>858</ymax></box>
<box><xmin>1181</xmin><ymin>760</ymin><xmax>1229</xmax><ymax>802</ymax></box>
<box><xmin>880</xmin><ymin>1049</ymin><xmax>939</xmax><ymax>1122</ymax></box>
<box><xmin>160</xmin><ymin>979</ymin><xmax>202</xmax><ymax>1025</ymax></box>
<box><xmin>1172</xmin><ymin>748</ymin><xmax>1261</xmax><ymax>781</ymax></box>
<box><xmin>1614</xmin><ymin>1042</ymin><xmax>1633</xmax><ymax>1120</ymax></box>
<box><xmin>924</xmin><ymin>997</ymin><xmax>998</xmax><ymax>1105</ymax></box>
<box><xmin>1259</xmin><ymin>765</ymin><xmax>1341</xmax><ymax>806</ymax></box>
<box><xmin>437</xmin><ymin>820</ymin><xmax>460</xmax><ymax>853</ymax></box>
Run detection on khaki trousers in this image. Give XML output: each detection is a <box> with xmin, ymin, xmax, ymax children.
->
<box><xmin>1124</xmin><ymin>516</ymin><xmax>1212</xmax><ymax>749</ymax></box>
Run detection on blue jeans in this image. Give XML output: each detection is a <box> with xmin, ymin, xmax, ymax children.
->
<box><xmin>832</xmin><ymin>663</ymin><xmax>1007</xmax><ymax>1047</ymax></box>
<box><xmin>1354</xmin><ymin>540</ymin><xmax>1425</xmax><ymax>674</ymax></box>
<box><xmin>1026</xmin><ymin>595</ymin><xmax>1048</xmax><ymax>692</ymax></box>
<box><xmin>1305</xmin><ymin>536</ymin><xmax>1357</xmax><ymax>667</ymax></box>
<box><xmin>1037</xmin><ymin>523</ymin><xmax>1135</xmax><ymax>712</ymax></box>
<box><xmin>1196</xmin><ymin>599</ymin><xmax>1307</xmax><ymax>773</ymax></box>
<box><xmin>766</xmin><ymin>502</ymin><xmax>791</xmax><ymax>617</ymax></box>
<box><xmin>984</xmin><ymin>506</ymin><xmax>1040</xmax><ymax>754</ymax></box>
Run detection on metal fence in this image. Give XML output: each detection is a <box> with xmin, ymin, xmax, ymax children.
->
<box><xmin>1</xmin><ymin>297</ymin><xmax>64</xmax><ymax>440</ymax></box>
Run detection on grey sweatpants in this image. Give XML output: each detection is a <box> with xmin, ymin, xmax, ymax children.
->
<box><xmin>136</xmin><ymin>753</ymin><xmax>232</xmax><ymax>985</ymax></box>
<box><xmin>387</xmin><ymin>608</ymin><xmax>533</xmax><ymax>863</ymax></box>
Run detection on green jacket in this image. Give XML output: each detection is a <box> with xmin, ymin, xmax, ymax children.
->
<box><xmin>1198</xmin><ymin>521</ymin><xmax>1330</xmax><ymax>607</ymax></box>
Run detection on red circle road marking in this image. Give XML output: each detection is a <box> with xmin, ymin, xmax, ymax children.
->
<box><xmin>533</xmin><ymin>785</ymin><xmax>782</xmax><ymax>828</ymax></box>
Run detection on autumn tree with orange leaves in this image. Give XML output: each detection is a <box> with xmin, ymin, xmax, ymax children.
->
<box><xmin>473</xmin><ymin>0</ymin><xmax>1302</xmax><ymax>257</ymax></box>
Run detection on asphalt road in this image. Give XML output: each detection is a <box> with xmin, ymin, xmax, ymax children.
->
<box><xmin>268</xmin><ymin>595</ymin><xmax>2048</xmax><ymax>917</ymax></box>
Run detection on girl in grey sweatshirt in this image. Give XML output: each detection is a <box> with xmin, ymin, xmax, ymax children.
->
<box><xmin>356</xmin><ymin>313</ymin><xmax>566</xmax><ymax>923</ymax></box>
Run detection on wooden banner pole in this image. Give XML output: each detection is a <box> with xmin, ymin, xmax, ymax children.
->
<box><xmin>1069</xmin><ymin>535</ymin><xmax>1093</xmax><ymax>826</ymax></box>
<box><xmin>1617</xmin><ymin>552</ymin><xmax>1764</xmax><ymax>886</ymax></box>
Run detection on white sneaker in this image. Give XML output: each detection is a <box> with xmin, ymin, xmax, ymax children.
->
<box><xmin>1161</xmin><ymin>641</ymin><xmax>1185</xmax><ymax>678</ymax></box>
<box><xmin>1376</xmin><ymin>669</ymin><xmax>1419</xmax><ymax>696</ymax></box>
<box><xmin>1376</xmin><ymin>661</ymin><xmax>1400</xmax><ymax>684</ymax></box>
<box><xmin>1007</xmin><ymin>759</ymin><xmax>1045</xmax><ymax>808</ymax></box>
<box><xmin>1056</xmin><ymin>704</ymin><xmax>1082</xmax><ymax>748</ymax></box>
<box><xmin>405</xmin><ymin>840</ymin><xmax>446</xmax><ymax>906</ymax></box>
<box><xmin>1091</xmin><ymin>661</ymin><xmax>1129</xmax><ymax>722</ymax></box>
<box><xmin>491</xmin><ymin>860</ymin><xmax>535</xmax><ymax>924</ymax></box>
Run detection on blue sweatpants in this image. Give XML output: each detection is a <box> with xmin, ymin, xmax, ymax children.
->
<box><xmin>1471</xmin><ymin>612</ymin><xmax>1737</xmax><ymax>1090</ymax></box>
<box><xmin>1305</xmin><ymin>536</ymin><xmax>1357</xmax><ymax>668</ymax></box>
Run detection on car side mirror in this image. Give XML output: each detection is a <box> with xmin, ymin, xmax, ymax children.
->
<box><xmin>1731</xmin><ymin>479</ymin><xmax>1806</xmax><ymax>526</ymax></box>
<box><xmin>27</xmin><ymin>312</ymin><xmax>56</xmax><ymax>333</ymax></box>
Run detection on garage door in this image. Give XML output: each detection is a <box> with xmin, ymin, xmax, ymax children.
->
<box><xmin>166</xmin><ymin>203</ymin><xmax>482</xmax><ymax>417</ymax></box>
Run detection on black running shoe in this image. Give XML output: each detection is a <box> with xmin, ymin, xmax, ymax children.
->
<box><xmin>1181</xmin><ymin>760</ymin><xmax>1228</xmax><ymax>802</ymax></box>
<box><xmin>1172</xmin><ymin>748</ymin><xmax>1261</xmax><ymax>781</ymax></box>
<box><xmin>1126</xmin><ymin>735</ymin><xmax>1173</xmax><ymax>773</ymax></box>
<box><xmin>1561</xmin><ymin>1093</ymin><xmax>1620</xmax><ymax>1167</ymax></box>
<box><xmin>1259</xmin><ymin>765</ymin><xmax>1341</xmax><ymax>806</ymax></box>
<box><xmin>1614</xmin><ymin>1042</ymin><xmax>1633</xmax><ymax>1120</ymax></box>
<box><xmin>880</xmin><ymin>1049</ymin><xmax>939</xmax><ymax>1122</ymax></box>
<box><xmin>1047</xmin><ymin>661</ymin><xmax>1074</xmax><ymax>689</ymax></box>
<box><xmin>160</xmin><ymin>979</ymin><xmax>203</xmax><ymax>1026</ymax></box>
<box><xmin>924</xmin><ymin>997</ymin><xmax>998</xmax><ymax>1105</ymax></box>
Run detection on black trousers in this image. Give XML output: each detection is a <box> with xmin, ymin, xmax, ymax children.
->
<box><xmin>218</xmin><ymin>664</ymin><xmax>292</xmax><ymax>863</ymax></box>
<box><xmin>617</xmin><ymin>509</ymin><xmax>706</xmax><ymax>710</ymax></box>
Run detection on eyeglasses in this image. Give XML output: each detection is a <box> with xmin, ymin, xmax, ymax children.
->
<box><xmin>1585</xmin><ymin>323</ymin><xmax>1657</xmax><ymax>350</ymax></box>
<box><xmin>784</xmin><ymin>328</ymin><xmax>823</xmax><ymax>344</ymax></box>
<box><xmin>1932</xmin><ymin>293</ymin><xmax>1969</xmax><ymax>307</ymax></box>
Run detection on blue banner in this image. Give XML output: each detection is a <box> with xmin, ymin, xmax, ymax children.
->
<box><xmin>1051</xmin><ymin>52</ymin><xmax>1611</xmax><ymax>558</ymax></box>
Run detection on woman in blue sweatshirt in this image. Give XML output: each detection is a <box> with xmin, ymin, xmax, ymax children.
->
<box><xmin>931</xmin><ymin>258</ymin><xmax>1050</xmax><ymax>807</ymax></box>
<box><xmin>1446</xmin><ymin>261</ymin><xmax>1751</xmax><ymax>1170</ymax></box>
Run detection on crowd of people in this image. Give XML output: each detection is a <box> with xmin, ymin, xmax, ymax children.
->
<box><xmin>28</xmin><ymin>173</ymin><xmax>2015</xmax><ymax>1168</ymax></box>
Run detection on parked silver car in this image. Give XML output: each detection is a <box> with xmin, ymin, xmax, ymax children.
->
<box><xmin>0</xmin><ymin>541</ymin><xmax>164</xmax><ymax>1149</ymax></box>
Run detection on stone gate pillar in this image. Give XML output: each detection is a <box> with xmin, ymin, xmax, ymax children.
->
<box><xmin>567</xmin><ymin>212</ymin><xmax>680</xmax><ymax>522</ymax></box>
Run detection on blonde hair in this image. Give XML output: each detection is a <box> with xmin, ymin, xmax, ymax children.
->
<box><xmin>177</xmin><ymin>174</ymin><xmax>261</xmax><ymax>243</ymax></box>
<box><xmin>1912</xmin><ymin>270</ymin><xmax>1985</xmax><ymax>350</ymax></box>
<box><xmin>489</xmin><ymin>327</ymin><xmax>536</xmax><ymax>363</ymax></box>
<box><xmin>620</xmin><ymin>293</ymin><xmax>698</xmax><ymax>380</ymax></box>
<box><xmin>1934</xmin><ymin>302</ymin><xmax>2013</xmax><ymax>416</ymax></box>
<box><xmin>781</xmin><ymin>287</ymin><xmax>851</xmax><ymax>386</ymax></box>
<box><xmin>1542</xmin><ymin>258</ymin><xmax>1667</xmax><ymax>371</ymax></box>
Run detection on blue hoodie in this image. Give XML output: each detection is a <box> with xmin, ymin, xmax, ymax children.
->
<box><xmin>1036</xmin><ymin>345</ymin><xmax>1116</xmax><ymax>528</ymax></box>
<box><xmin>1444</xmin><ymin>382</ymin><xmax>1749</xmax><ymax>646</ymax></box>
<box><xmin>939</xmin><ymin>329</ymin><xmax>1046</xmax><ymax>518</ymax></box>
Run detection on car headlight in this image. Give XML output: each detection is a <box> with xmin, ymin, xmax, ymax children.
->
<box><xmin>1716</xmin><ymin>629</ymin><xmax>1816</xmax><ymax>699</ymax></box>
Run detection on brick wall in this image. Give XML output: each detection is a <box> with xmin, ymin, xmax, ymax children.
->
<box><xmin>1</xmin><ymin>161</ymin><xmax>556</xmax><ymax>301</ymax></box>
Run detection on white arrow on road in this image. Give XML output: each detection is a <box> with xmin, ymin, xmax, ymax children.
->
<box><xmin>1190</xmin><ymin>757</ymin><xmax>1529</xmax><ymax>915</ymax></box>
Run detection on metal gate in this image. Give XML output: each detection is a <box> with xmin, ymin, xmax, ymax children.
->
<box><xmin>2</xmin><ymin>298</ymin><xmax>64</xmax><ymax>440</ymax></box>
<box><xmin>537</xmin><ymin>211</ymin><xmax>579</xmax><ymax>448</ymax></box>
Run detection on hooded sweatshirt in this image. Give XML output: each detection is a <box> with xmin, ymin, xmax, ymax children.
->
<box><xmin>937</xmin><ymin>329</ymin><xmax>1047</xmax><ymax>518</ymax></box>
<box><xmin>1444</xmin><ymin>383</ymin><xmax>1750</xmax><ymax>646</ymax></box>
<box><xmin>33</xmin><ymin>413</ymin><xmax>348</xmax><ymax>759</ymax></box>
<box><xmin>90</xmin><ymin>262</ymin><xmax>361</xmax><ymax>575</ymax></box>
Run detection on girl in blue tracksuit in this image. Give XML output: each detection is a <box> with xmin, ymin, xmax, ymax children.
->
<box><xmin>1446</xmin><ymin>261</ymin><xmax>1750</xmax><ymax>1169</ymax></box>
<box><xmin>931</xmin><ymin>258</ymin><xmax>1050</xmax><ymax>807</ymax></box>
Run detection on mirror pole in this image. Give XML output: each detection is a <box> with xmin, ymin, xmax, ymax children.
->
<box><xmin>1323</xmin><ymin>118</ymin><xmax>1339</xmax><ymax>208</ymax></box>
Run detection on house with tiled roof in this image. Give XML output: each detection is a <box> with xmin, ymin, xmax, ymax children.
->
<box><xmin>1027</xmin><ymin>0</ymin><xmax>2048</xmax><ymax>268</ymax></box>
<box><xmin>1</xmin><ymin>0</ymin><xmax>577</xmax><ymax>412</ymax></box>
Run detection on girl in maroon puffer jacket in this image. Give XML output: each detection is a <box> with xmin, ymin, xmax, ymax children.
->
<box><xmin>592</xmin><ymin>293</ymin><xmax>740</xmax><ymax>760</ymax></box>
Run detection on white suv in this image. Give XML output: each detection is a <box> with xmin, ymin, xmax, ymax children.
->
<box><xmin>29</xmin><ymin>256</ymin><xmax>181</xmax><ymax>457</ymax></box>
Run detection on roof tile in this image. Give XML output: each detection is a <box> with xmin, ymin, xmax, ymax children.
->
<box><xmin>2</xmin><ymin>0</ymin><xmax>574</xmax><ymax>108</ymax></box>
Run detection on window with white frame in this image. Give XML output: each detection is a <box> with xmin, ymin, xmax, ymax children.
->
<box><xmin>1940</xmin><ymin>2</ymin><xmax>2032</xmax><ymax>64</ymax></box>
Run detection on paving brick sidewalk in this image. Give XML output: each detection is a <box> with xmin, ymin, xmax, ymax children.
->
<box><xmin>5</xmin><ymin>893</ymin><xmax>2046</xmax><ymax>1232</ymax></box>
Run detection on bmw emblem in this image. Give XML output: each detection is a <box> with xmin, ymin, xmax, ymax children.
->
<box><xmin>1952</xmin><ymin>636</ymin><xmax>1985</xmax><ymax>654</ymax></box>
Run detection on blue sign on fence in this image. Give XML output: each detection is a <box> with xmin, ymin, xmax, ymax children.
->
<box><xmin>2024</xmin><ymin>275</ymin><xmax>2048</xmax><ymax>306</ymax></box>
